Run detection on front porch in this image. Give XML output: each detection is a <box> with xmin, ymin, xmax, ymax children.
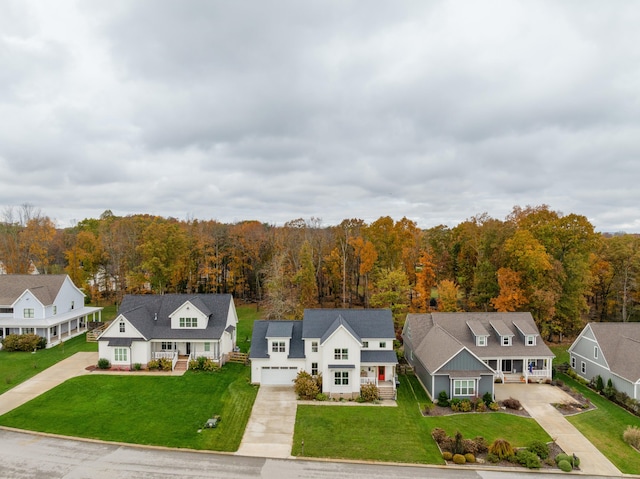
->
<box><xmin>360</xmin><ymin>364</ymin><xmax>397</xmax><ymax>399</ymax></box>
<box><xmin>486</xmin><ymin>357</ymin><xmax>553</xmax><ymax>383</ymax></box>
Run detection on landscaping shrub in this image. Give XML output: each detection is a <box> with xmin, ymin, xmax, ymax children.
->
<box><xmin>557</xmin><ymin>459</ymin><xmax>572</xmax><ymax>472</ymax></box>
<box><xmin>157</xmin><ymin>357</ymin><xmax>172</xmax><ymax>371</ymax></box>
<box><xmin>473</xmin><ymin>436</ymin><xmax>488</xmax><ymax>454</ymax></box>
<box><xmin>555</xmin><ymin>453</ymin><xmax>570</xmax><ymax>465</ymax></box>
<box><xmin>486</xmin><ymin>453</ymin><xmax>500</xmax><ymax>463</ymax></box>
<box><xmin>464</xmin><ymin>453</ymin><xmax>476</xmax><ymax>463</ymax></box>
<box><xmin>603</xmin><ymin>378</ymin><xmax>616</xmax><ymax>399</ymax></box>
<box><xmin>527</xmin><ymin>440</ymin><xmax>549</xmax><ymax>459</ymax></box>
<box><xmin>516</xmin><ymin>449</ymin><xmax>541</xmax><ymax>469</ymax></box>
<box><xmin>459</xmin><ymin>399</ymin><xmax>472</xmax><ymax>412</ymax></box>
<box><xmin>437</xmin><ymin>390</ymin><xmax>450</xmax><ymax>407</ymax></box>
<box><xmin>452</xmin><ymin>431</ymin><xmax>465</xmax><ymax>455</ymax></box>
<box><xmin>450</xmin><ymin>398</ymin><xmax>461</xmax><ymax>411</ymax></box>
<box><xmin>147</xmin><ymin>359</ymin><xmax>159</xmax><ymax>370</ymax></box>
<box><xmin>294</xmin><ymin>371</ymin><xmax>320</xmax><ymax>400</ymax></box>
<box><xmin>571</xmin><ymin>454</ymin><xmax>580</xmax><ymax>467</ymax></box>
<box><xmin>595</xmin><ymin>374</ymin><xmax>604</xmax><ymax>392</ymax></box>
<box><xmin>2</xmin><ymin>333</ymin><xmax>45</xmax><ymax>352</ymax></box>
<box><xmin>452</xmin><ymin>454</ymin><xmax>466</xmax><ymax>464</ymax></box>
<box><xmin>97</xmin><ymin>358</ymin><xmax>111</xmax><ymax>369</ymax></box>
<box><xmin>133</xmin><ymin>363</ymin><xmax>142</xmax><ymax>371</ymax></box>
<box><xmin>475</xmin><ymin>400</ymin><xmax>487</xmax><ymax>412</ymax></box>
<box><xmin>623</xmin><ymin>425</ymin><xmax>640</xmax><ymax>450</ymax></box>
<box><xmin>359</xmin><ymin>383</ymin><xmax>379</xmax><ymax>402</ymax></box>
<box><xmin>502</xmin><ymin>397</ymin><xmax>522</xmax><ymax>410</ymax></box>
<box><xmin>315</xmin><ymin>393</ymin><xmax>328</xmax><ymax>401</ymax></box>
<box><xmin>431</xmin><ymin>427</ymin><xmax>448</xmax><ymax>444</ymax></box>
<box><xmin>482</xmin><ymin>391</ymin><xmax>493</xmax><ymax>406</ymax></box>
<box><xmin>489</xmin><ymin>401</ymin><xmax>500</xmax><ymax>411</ymax></box>
<box><xmin>442</xmin><ymin>451</ymin><xmax>452</xmax><ymax>461</ymax></box>
<box><xmin>488</xmin><ymin>438</ymin><xmax>514</xmax><ymax>460</ymax></box>
<box><xmin>189</xmin><ymin>357</ymin><xmax>218</xmax><ymax>371</ymax></box>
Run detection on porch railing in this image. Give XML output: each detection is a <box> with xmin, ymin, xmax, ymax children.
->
<box><xmin>360</xmin><ymin>377</ymin><xmax>377</xmax><ymax>386</ymax></box>
<box><xmin>152</xmin><ymin>352</ymin><xmax>176</xmax><ymax>360</ymax></box>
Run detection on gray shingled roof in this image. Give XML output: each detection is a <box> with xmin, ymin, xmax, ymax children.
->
<box><xmin>467</xmin><ymin>319</ymin><xmax>489</xmax><ymax>337</ymax></box>
<box><xmin>116</xmin><ymin>294</ymin><xmax>233</xmax><ymax>340</ymax></box>
<box><xmin>250</xmin><ymin>320</ymin><xmax>304</xmax><ymax>359</ymax></box>
<box><xmin>266</xmin><ymin>321</ymin><xmax>294</xmax><ymax>338</ymax></box>
<box><xmin>320</xmin><ymin>314</ymin><xmax>361</xmax><ymax>344</ymax></box>
<box><xmin>587</xmin><ymin>322</ymin><xmax>640</xmax><ymax>383</ymax></box>
<box><xmin>490</xmin><ymin>319</ymin><xmax>514</xmax><ymax>337</ymax></box>
<box><xmin>361</xmin><ymin>350</ymin><xmax>398</xmax><ymax>364</ymax></box>
<box><xmin>0</xmin><ymin>274</ymin><xmax>68</xmax><ymax>306</ymax></box>
<box><xmin>404</xmin><ymin>312</ymin><xmax>553</xmax><ymax>374</ymax></box>
<box><xmin>302</xmin><ymin>309</ymin><xmax>394</xmax><ymax>339</ymax></box>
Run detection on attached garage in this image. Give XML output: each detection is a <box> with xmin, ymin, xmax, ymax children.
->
<box><xmin>260</xmin><ymin>366</ymin><xmax>299</xmax><ymax>385</ymax></box>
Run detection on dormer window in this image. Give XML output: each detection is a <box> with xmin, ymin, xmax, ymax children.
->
<box><xmin>526</xmin><ymin>335</ymin><xmax>536</xmax><ymax>346</ymax></box>
<box><xmin>311</xmin><ymin>341</ymin><xmax>318</xmax><ymax>352</ymax></box>
<box><xmin>379</xmin><ymin>341</ymin><xmax>386</xmax><ymax>348</ymax></box>
<box><xmin>362</xmin><ymin>341</ymin><xmax>368</xmax><ymax>348</ymax></box>
<box><xmin>179</xmin><ymin>317</ymin><xmax>198</xmax><ymax>328</ymax></box>
<box><xmin>501</xmin><ymin>336</ymin><xmax>511</xmax><ymax>346</ymax></box>
<box><xmin>477</xmin><ymin>336</ymin><xmax>487</xmax><ymax>347</ymax></box>
<box><xmin>272</xmin><ymin>341</ymin><xmax>286</xmax><ymax>353</ymax></box>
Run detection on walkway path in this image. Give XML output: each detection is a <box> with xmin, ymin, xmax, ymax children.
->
<box><xmin>0</xmin><ymin>352</ymin><xmax>98</xmax><ymax>416</ymax></box>
<box><xmin>496</xmin><ymin>383</ymin><xmax>621</xmax><ymax>477</ymax></box>
<box><xmin>236</xmin><ymin>386</ymin><xmax>297</xmax><ymax>458</ymax></box>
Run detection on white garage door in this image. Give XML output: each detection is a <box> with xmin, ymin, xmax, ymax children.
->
<box><xmin>261</xmin><ymin>366</ymin><xmax>299</xmax><ymax>385</ymax></box>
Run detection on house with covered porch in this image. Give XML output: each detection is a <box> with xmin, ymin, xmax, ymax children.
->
<box><xmin>98</xmin><ymin>294</ymin><xmax>237</xmax><ymax>370</ymax></box>
<box><xmin>403</xmin><ymin>312</ymin><xmax>554</xmax><ymax>400</ymax></box>
<box><xmin>0</xmin><ymin>274</ymin><xmax>102</xmax><ymax>348</ymax></box>
<box><xmin>250</xmin><ymin>309</ymin><xmax>398</xmax><ymax>399</ymax></box>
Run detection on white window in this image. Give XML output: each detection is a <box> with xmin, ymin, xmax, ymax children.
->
<box><xmin>53</xmin><ymin>306</ymin><xmax>57</xmax><ymax>315</ymax></box>
<box><xmin>379</xmin><ymin>341</ymin><xmax>386</xmax><ymax>348</ymax></box>
<box><xmin>204</xmin><ymin>342</ymin><xmax>210</xmax><ymax>352</ymax></box>
<box><xmin>334</xmin><ymin>348</ymin><xmax>348</xmax><ymax>360</ymax></box>
<box><xmin>581</xmin><ymin>361</ymin><xmax>586</xmax><ymax>374</ymax></box>
<box><xmin>23</xmin><ymin>308</ymin><xmax>34</xmax><ymax>318</ymax></box>
<box><xmin>272</xmin><ymin>341</ymin><xmax>285</xmax><ymax>353</ymax></box>
<box><xmin>362</xmin><ymin>341</ymin><xmax>369</xmax><ymax>348</ymax></box>
<box><xmin>453</xmin><ymin>379</ymin><xmax>475</xmax><ymax>396</ymax></box>
<box><xmin>311</xmin><ymin>341</ymin><xmax>318</xmax><ymax>352</ymax></box>
<box><xmin>114</xmin><ymin>348</ymin><xmax>128</xmax><ymax>362</ymax></box>
<box><xmin>571</xmin><ymin>356</ymin><xmax>576</xmax><ymax>369</ymax></box>
<box><xmin>526</xmin><ymin>335</ymin><xmax>535</xmax><ymax>346</ymax></box>
<box><xmin>334</xmin><ymin>371</ymin><xmax>349</xmax><ymax>385</ymax></box>
<box><xmin>119</xmin><ymin>322</ymin><xmax>125</xmax><ymax>333</ymax></box>
<box><xmin>477</xmin><ymin>336</ymin><xmax>487</xmax><ymax>347</ymax></box>
<box><xmin>594</xmin><ymin>346</ymin><xmax>598</xmax><ymax>359</ymax></box>
<box><xmin>312</xmin><ymin>362</ymin><xmax>318</xmax><ymax>375</ymax></box>
<box><xmin>179</xmin><ymin>317</ymin><xmax>198</xmax><ymax>328</ymax></box>
<box><xmin>501</xmin><ymin>336</ymin><xmax>511</xmax><ymax>346</ymax></box>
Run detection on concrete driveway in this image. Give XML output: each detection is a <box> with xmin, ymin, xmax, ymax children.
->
<box><xmin>496</xmin><ymin>383</ymin><xmax>621</xmax><ymax>477</ymax></box>
<box><xmin>236</xmin><ymin>385</ymin><xmax>297</xmax><ymax>459</ymax></box>
<box><xmin>0</xmin><ymin>352</ymin><xmax>97</xmax><ymax>416</ymax></box>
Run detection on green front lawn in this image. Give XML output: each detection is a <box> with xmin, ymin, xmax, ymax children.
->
<box><xmin>236</xmin><ymin>303</ymin><xmax>262</xmax><ymax>353</ymax></box>
<box><xmin>558</xmin><ymin>373</ymin><xmax>640</xmax><ymax>475</ymax></box>
<box><xmin>548</xmin><ymin>343</ymin><xmax>569</xmax><ymax>365</ymax></box>
<box><xmin>0</xmin><ymin>363</ymin><xmax>257</xmax><ymax>451</ymax></box>
<box><xmin>292</xmin><ymin>373</ymin><xmax>550</xmax><ymax>463</ymax></box>
<box><xmin>0</xmin><ymin>333</ymin><xmax>97</xmax><ymax>395</ymax></box>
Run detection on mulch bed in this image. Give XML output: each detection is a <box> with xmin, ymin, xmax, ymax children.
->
<box><xmin>424</xmin><ymin>401</ymin><xmax>530</xmax><ymax>417</ymax></box>
<box><xmin>552</xmin><ymin>384</ymin><xmax>596</xmax><ymax>415</ymax></box>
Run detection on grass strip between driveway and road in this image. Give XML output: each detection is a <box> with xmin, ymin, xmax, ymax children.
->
<box><xmin>557</xmin><ymin>373</ymin><xmax>640</xmax><ymax>475</ymax></box>
<box><xmin>0</xmin><ymin>363</ymin><xmax>258</xmax><ymax>452</ymax></box>
<box><xmin>0</xmin><ymin>333</ymin><xmax>98</xmax><ymax>395</ymax></box>
<box><xmin>292</xmin><ymin>372</ymin><xmax>550</xmax><ymax>464</ymax></box>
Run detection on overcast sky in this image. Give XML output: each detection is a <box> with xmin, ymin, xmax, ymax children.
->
<box><xmin>1</xmin><ymin>1</ymin><xmax>639</xmax><ymax>232</ymax></box>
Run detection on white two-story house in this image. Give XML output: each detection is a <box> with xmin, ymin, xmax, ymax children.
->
<box><xmin>98</xmin><ymin>294</ymin><xmax>238</xmax><ymax>370</ymax></box>
<box><xmin>0</xmin><ymin>274</ymin><xmax>102</xmax><ymax>348</ymax></box>
<box><xmin>250</xmin><ymin>309</ymin><xmax>398</xmax><ymax>399</ymax></box>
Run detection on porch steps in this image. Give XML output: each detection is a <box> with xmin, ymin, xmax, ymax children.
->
<box><xmin>86</xmin><ymin>322</ymin><xmax>110</xmax><ymax>342</ymax></box>
<box><xmin>174</xmin><ymin>355</ymin><xmax>189</xmax><ymax>372</ymax></box>
<box><xmin>378</xmin><ymin>386</ymin><xmax>395</xmax><ymax>400</ymax></box>
<box><xmin>503</xmin><ymin>374</ymin><xmax>526</xmax><ymax>384</ymax></box>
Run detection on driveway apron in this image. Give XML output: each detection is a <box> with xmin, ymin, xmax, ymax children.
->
<box><xmin>236</xmin><ymin>385</ymin><xmax>297</xmax><ymax>459</ymax></box>
<box><xmin>496</xmin><ymin>383</ymin><xmax>621</xmax><ymax>477</ymax></box>
<box><xmin>0</xmin><ymin>352</ymin><xmax>97</xmax><ymax>416</ymax></box>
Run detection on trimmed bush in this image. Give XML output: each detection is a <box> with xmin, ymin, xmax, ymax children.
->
<box><xmin>437</xmin><ymin>390</ymin><xmax>450</xmax><ymax>407</ymax></box>
<box><xmin>97</xmin><ymin>358</ymin><xmax>111</xmax><ymax>369</ymax></box>
<box><xmin>450</xmin><ymin>398</ymin><xmax>461</xmax><ymax>411</ymax></box>
<box><xmin>516</xmin><ymin>449</ymin><xmax>541</xmax><ymax>469</ymax></box>
<box><xmin>147</xmin><ymin>359</ymin><xmax>159</xmax><ymax>370</ymax></box>
<box><xmin>527</xmin><ymin>440</ymin><xmax>549</xmax><ymax>459</ymax></box>
<box><xmin>502</xmin><ymin>397</ymin><xmax>522</xmax><ymax>410</ymax></box>
<box><xmin>452</xmin><ymin>454</ymin><xmax>466</xmax><ymax>464</ymax></box>
<box><xmin>482</xmin><ymin>391</ymin><xmax>493</xmax><ymax>406</ymax></box>
<box><xmin>572</xmin><ymin>455</ymin><xmax>580</xmax><ymax>467</ymax></box>
<box><xmin>133</xmin><ymin>363</ymin><xmax>142</xmax><ymax>371</ymax></box>
<box><xmin>624</xmin><ymin>425</ymin><xmax>640</xmax><ymax>449</ymax></box>
<box><xmin>2</xmin><ymin>333</ymin><xmax>46</xmax><ymax>352</ymax></box>
<box><xmin>189</xmin><ymin>357</ymin><xmax>218</xmax><ymax>371</ymax></box>
<box><xmin>431</xmin><ymin>427</ymin><xmax>447</xmax><ymax>444</ymax></box>
<box><xmin>475</xmin><ymin>401</ymin><xmax>487</xmax><ymax>412</ymax></box>
<box><xmin>459</xmin><ymin>399</ymin><xmax>472</xmax><ymax>412</ymax></box>
<box><xmin>555</xmin><ymin>453</ymin><xmax>570</xmax><ymax>465</ymax></box>
<box><xmin>359</xmin><ymin>383</ymin><xmax>379</xmax><ymax>402</ymax></box>
<box><xmin>452</xmin><ymin>431</ymin><xmax>465</xmax><ymax>455</ymax></box>
<box><xmin>558</xmin><ymin>459</ymin><xmax>572</xmax><ymax>472</ymax></box>
<box><xmin>315</xmin><ymin>392</ymin><xmax>328</xmax><ymax>401</ymax></box>
<box><xmin>442</xmin><ymin>451</ymin><xmax>452</xmax><ymax>461</ymax></box>
<box><xmin>486</xmin><ymin>452</ymin><xmax>500</xmax><ymax>463</ymax></box>
<box><xmin>489</xmin><ymin>401</ymin><xmax>500</xmax><ymax>411</ymax></box>
<box><xmin>473</xmin><ymin>436</ymin><xmax>488</xmax><ymax>454</ymax></box>
<box><xmin>464</xmin><ymin>453</ymin><xmax>476</xmax><ymax>463</ymax></box>
<box><xmin>488</xmin><ymin>438</ymin><xmax>514</xmax><ymax>460</ymax></box>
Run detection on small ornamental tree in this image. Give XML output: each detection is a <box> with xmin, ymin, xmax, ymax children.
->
<box><xmin>294</xmin><ymin>371</ymin><xmax>320</xmax><ymax>400</ymax></box>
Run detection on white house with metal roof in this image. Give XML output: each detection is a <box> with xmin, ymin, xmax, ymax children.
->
<box><xmin>98</xmin><ymin>294</ymin><xmax>237</xmax><ymax>370</ymax></box>
<box><xmin>250</xmin><ymin>309</ymin><xmax>398</xmax><ymax>399</ymax></box>
<box><xmin>569</xmin><ymin>322</ymin><xmax>640</xmax><ymax>400</ymax></box>
<box><xmin>403</xmin><ymin>312</ymin><xmax>554</xmax><ymax>400</ymax></box>
<box><xmin>0</xmin><ymin>274</ymin><xmax>102</xmax><ymax>348</ymax></box>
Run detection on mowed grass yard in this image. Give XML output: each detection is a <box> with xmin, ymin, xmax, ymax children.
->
<box><xmin>0</xmin><ymin>363</ymin><xmax>258</xmax><ymax>451</ymax></box>
<box><xmin>0</xmin><ymin>333</ymin><xmax>97</xmax><ymax>395</ymax></box>
<box><xmin>292</xmin><ymin>373</ymin><xmax>550</xmax><ymax>464</ymax></box>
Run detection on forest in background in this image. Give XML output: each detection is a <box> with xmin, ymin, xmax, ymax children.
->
<box><xmin>1</xmin><ymin>204</ymin><xmax>638</xmax><ymax>341</ymax></box>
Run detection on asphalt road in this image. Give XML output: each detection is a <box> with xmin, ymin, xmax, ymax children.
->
<box><xmin>0</xmin><ymin>429</ymin><xmax>614</xmax><ymax>479</ymax></box>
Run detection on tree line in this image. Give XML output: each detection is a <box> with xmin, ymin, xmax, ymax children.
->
<box><xmin>1</xmin><ymin>204</ymin><xmax>638</xmax><ymax>339</ymax></box>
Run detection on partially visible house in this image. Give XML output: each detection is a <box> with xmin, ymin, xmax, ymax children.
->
<box><xmin>0</xmin><ymin>274</ymin><xmax>102</xmax><ymax>348</ymax></box>
<box><xmin>403</xmin><ymin>312</ymin><xmax>554</xmax><ymax>400</ymax></box>
<box><xmin>250</xmin><ymin>309</ymin><xmax>398</xmax><ymax>399</ymax></box>
<box><xmin>98</xmin><ymin>294</ymin><xmax>238</xmax><ymax>370</ymax></box>
<box><xmin>569</xmin><ymin>322</ymin><xmax>640</xmax><ymax>400</ymax></box>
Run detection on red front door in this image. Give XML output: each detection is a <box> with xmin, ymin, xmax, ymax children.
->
<box><xmin>378</xmin><ymin>366</ymin><xmax>385</xmax><ymax>381</ymax></box>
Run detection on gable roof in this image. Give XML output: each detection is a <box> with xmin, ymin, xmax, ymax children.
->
<box><xmin>302</xmin><ymin>309</ymin><xmax>394</xmax><ymax>340</ymax></box>
<box><xmin>586</xmin><ymin>322</ymin><xmax>640</xmax><ymax>383</ymax></box>
<box><xmin>404</xmin><ymin>312</ymin><xmax>553</xmax><ymax>374</ymax></box>
<box><xmin>115</xmin><ymin>294</ymin><xmax>233</xmax><ymax>340</ymax></box>
<box><xmin>250</xmin><ymin>320</ymin><xmax>305</xmax><ymax>359</ymax></box>
<box><xmin>0</xmin><ymin>274</ymin><xmax>69</xmax><ymax>306</ymax></box>
<box><xmin>320</xmin><ymin>314</ymin><xmax>362</xmax><ymax>345</ymax></box>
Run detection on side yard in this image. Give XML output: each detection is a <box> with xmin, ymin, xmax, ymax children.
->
<box><xmin>0</xmin><ymin>363</ymin><xmax>258</xmax><ymax>451</ymax></box>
